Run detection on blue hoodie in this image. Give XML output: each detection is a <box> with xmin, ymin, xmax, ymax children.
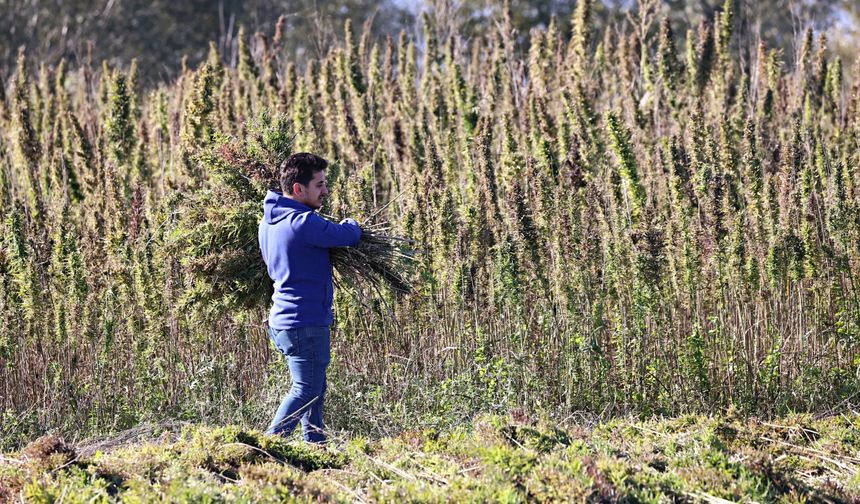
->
<box><xmin>259</xmin><ymin>190</ymin><xmax>362</xmax><ymax>329</ymax></box>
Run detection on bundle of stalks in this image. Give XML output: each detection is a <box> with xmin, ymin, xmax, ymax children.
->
<box><xmin>329</xmin><ymin>219</ymin><xmax>415</xmax><ymax>296</ymax></box>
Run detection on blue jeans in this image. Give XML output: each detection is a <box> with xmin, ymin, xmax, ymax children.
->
<box><xmin>266</xmin><ymin>325</ymin><xmax>330</xmax><ymax>443</ymax></box>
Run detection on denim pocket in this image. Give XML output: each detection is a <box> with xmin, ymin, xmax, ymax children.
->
<box><xmin>303</xmin><ymin>326</ymin><xmax>331</xmax><ymax>365</ymax></box>
<box><xmin>270</xmin><ymin>328</ymin><xmax>301</xmax><ymax>358</ymax></box>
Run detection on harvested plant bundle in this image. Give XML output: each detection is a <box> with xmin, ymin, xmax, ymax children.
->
<box><xmin>329</xmin><ymin>220</ymin><xmax>415</xmax><ymax>296</ymax></box>
<box><xmin>160</xmin><ymin>113</ymin><xmax>413</xmax><ymax>320</ymax></box>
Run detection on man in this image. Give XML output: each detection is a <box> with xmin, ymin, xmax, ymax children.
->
<box><xmin>258</xmin><ymin>152</ymin><xmax>362</xmax><ymax>443</ymax></box>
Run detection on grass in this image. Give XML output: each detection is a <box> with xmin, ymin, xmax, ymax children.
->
<box><xmin>2</xmin><ymin>411</ymin><xmax>859</xmax><ymax>502</ymax></box>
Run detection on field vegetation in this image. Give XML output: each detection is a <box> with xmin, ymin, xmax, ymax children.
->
<box><xmin>0</xmin><ymin>0</ymin><xmax>858</xmax><ymax>477</ymax></box>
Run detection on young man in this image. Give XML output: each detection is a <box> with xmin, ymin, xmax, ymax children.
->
<box><xmin>258</xmin><ymin>152</ymin><xmax>362</xmax><ymax>443</ymax></box>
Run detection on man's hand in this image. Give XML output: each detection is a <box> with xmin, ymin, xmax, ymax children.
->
<box><xmin>340</xmin><ymin>218</ymin><xmax>362</xmax><ymax>246</ymax></box>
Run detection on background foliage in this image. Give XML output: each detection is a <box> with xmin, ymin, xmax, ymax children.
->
<box><xmin>1</xmin><ymin>0</ymin><xmax>860</xmax><ymax>448</ymax></box>
<box><xmin>2</xmin><ymin>0</ymin><xmax>859</xmax><ymax>85</ymax></box>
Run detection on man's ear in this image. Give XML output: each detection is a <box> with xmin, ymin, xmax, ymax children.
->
<box><xmin>292</xmin><ymin>182</ymin><xmax>304</xmax><ymax>196</ymax></box>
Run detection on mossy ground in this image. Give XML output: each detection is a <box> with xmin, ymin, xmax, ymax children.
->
<box><xmin>2</xmin><ymin>411</ymin><xmax>859</xmax><ymax>503</ymax></box>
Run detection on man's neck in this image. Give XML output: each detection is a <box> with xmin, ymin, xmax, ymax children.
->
<box><xmin>284</xmin><ymin>192</ymin><xmax>313</xmax><ymax>210</ymax></box>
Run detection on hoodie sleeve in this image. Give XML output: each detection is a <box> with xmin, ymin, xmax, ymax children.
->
<box><xmin>294</xmin><ymin>212</ymin><xmax>362</xmax><ymax>248</ymax></box>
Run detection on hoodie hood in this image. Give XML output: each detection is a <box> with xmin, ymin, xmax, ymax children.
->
<box><xmin>263</xmin><ymin>190</ymin><xmax>313</xmax><ymax>224</ymax></box>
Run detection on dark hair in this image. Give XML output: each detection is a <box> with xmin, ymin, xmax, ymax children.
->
<box><xmin>279</xmin><ymin>153</ymin><xmax>328</xmax><ymax>194</ymax></box>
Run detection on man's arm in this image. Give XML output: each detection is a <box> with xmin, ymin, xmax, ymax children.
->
<box><xmin>294</xmin><ymin>212</ymin><xmax>362</xmax><ymax>248</ymax></box>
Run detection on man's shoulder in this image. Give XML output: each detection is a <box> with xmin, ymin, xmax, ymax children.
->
<box><xmin>290</xmin><ymin>210</ymin><xmax>324</xmax><ymax>230</ymax></box>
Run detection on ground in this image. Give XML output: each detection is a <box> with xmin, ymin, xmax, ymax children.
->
<box><xmin>2</xmin><ymin>411</ymin><xmax>859</xmax><ymax>503</ymax></box>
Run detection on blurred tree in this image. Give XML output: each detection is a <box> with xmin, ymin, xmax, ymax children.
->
<box><xmin>0</xmin><ymin>0</ymin><xmax>414</xmax><ymax>86</ymax></box>
<box><xmin>0</xmin><ymin>0</ymin><xmax>855</xmax><ymax>87</ymax></box>
<box><xmin>829</xmin><ymin>2</ymin><xmax>860</xmax><ymax>63</ymax></box>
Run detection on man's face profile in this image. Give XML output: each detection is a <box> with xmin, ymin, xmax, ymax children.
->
<box><xmin>292</xmin><ymin>170</ymin><xmax>328</xmax><ymax>210</ymax></box>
